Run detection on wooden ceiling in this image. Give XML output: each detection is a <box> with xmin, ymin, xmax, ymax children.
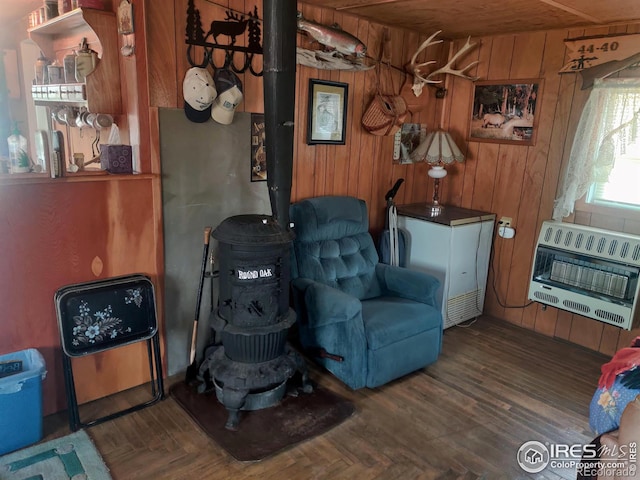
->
<box><xmin>301</xmin><ymin>0</ymin><xmax>640</xmax><ymax>38</ymax></box>
<box><xmin>4</xmin><ymin>1</ymin><xmax>638</xmax><ymax>38</ymax></box>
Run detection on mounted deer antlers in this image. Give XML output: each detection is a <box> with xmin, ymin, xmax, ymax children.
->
<box><xmin>407</xmin><ymin>31</ymin><xmax>480</xmax><ymax>97</ymax></box>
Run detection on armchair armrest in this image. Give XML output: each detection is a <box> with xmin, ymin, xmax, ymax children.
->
<box><xmin>375</xmin><ymin>263</ymin><xmax>440</xmax><ymax>306</ymax></box>
<box><xmin>292</xmin><ymin>278</ymin><xmax>362</xmax><ymax>328</ymax></box>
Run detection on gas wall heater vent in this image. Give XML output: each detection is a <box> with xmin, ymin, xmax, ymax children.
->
<box><xmin>554</xmin><ymin>229</ymin><xmax>563</xmax><ymax>245</ymax></box>
<box><xmin>533</xmin><ymin>291</ymin><xmax>559</xmax><ymax>304</ymax></box>
<box><xmin>621</xmin><ymin>242</ymin><xmax>630</xmax><ymax>258</ymax></box>
<box><xmin>564</xmin><ymin>231</ymin><xmax>573</xmax><ymax>247</ymax></box>
<box><xmin>595</xmin><ymin>310</ymin><xmax>625</xmax><ymax>325</ymax></box>
<box><xmin>528</xmin><ymin>221</ymin><xmax>640</xmax><ymax>330</ymax></box>
<box><xmin>544</xmin><ymin>227</ymin><xmax>553</xmax><ymax>243</ymax></box>
<box><xmin>563</xmin><ymin>300</ymin><xmax>590</xmax><ymax>314</ymax></box>
<box><xmin>586</xmin><ymin>235</ymin><xmax>595</xmax><ymax>251</ymax></box>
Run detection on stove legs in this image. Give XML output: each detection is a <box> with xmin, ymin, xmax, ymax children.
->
<box><xmin>286</xmin><ymin>345</ymin><xmax>314</xmax><ymax>395</ymax></box>
<box><xmin>221</xmin><ymin>387</ymin><xmax>249</xmax><ymax>431</ymax></box>
<box><xmin>198</xmin><ymin>343</ymin><xmax>313</xmax><ymax>430</ymax></box>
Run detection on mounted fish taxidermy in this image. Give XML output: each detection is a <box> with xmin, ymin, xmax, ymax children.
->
<box><xmin>297</xmin><ymin>12</ymin><xmax>366</xmax><ymax>56</ymax></box>
<box><xmin>296</xmin><ymin>12</ymin><xmax>372</xmax><ymax>71</ymax></box>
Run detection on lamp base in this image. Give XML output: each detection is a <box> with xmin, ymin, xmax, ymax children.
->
<box><xmin>427</xmin><ymin>166</ymin><xmax>447</xmax><ymax>216</ymax></box>
<box><xmin>426</xmin><ymin>203</ymin><xmax>444</xmax><ymax>217</ymax></box>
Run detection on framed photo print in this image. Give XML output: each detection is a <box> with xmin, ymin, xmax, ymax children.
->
<box><xmin>393</xmin><ymin>123</ymin><xmax>427</xmax><ymax>164</ymax></box>
<box><xmin>307</xmin><ymin>79</ymin><xmax>348</xmax><ymax>145</ymax></box>
<box><xmin>469</xmin><ymin>79</ymin><xmax>542</xmax><ymax>146</ymax></box>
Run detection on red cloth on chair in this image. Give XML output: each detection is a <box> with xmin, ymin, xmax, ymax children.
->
<box><xmin>599</xmin><ymin>336</ymin><xmax>640</xmax><ymax>389</ymax></box>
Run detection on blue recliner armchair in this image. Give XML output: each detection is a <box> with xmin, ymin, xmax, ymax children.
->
<box><xmin>289</xmin><ymin>195</ymin><xmax>443</xmax><ymax>389</ymax></box>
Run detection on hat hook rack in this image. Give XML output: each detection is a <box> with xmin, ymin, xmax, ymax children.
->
<box><xmin>185</xmin><ymin>0</ymin><xmax>263</xmax><ymax>76</ymax></box>
<box><xmin>186</xmin><ymin>46</ymin><xmax>262</xmax><ymax>76</ymax></box>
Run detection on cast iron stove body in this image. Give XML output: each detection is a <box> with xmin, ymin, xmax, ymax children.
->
<box><xmin>198</xmin><ymin>0</ymin><xmax>307</xmax><ymax>431</ymax></box>
<box><xmin>199</xmin><ymin>214</ymin><xmax>310</xmax><ymax>430</ymax></box>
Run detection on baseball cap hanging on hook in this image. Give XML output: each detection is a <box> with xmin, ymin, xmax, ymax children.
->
<box><xmin>183</xmin><ymin>67</ymin><xmax>217</xmax><ymax>123</ymax></box>
<box><xmin>211</xmin><ymin>68</ymin><xmax>244</xmax><ymax>125</ymax></box>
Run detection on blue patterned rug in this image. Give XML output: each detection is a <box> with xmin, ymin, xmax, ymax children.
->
<box><xmin>0</xmin><ymin>430</ymin><xmax>111</xmax><ymax>480</ymax></box>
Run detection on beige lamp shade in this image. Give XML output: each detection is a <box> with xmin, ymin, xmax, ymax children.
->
<box><xmin>409</xmin><ymin>130</ymin><xmax>465</xmax><ymax>216</ymax></box>
<box><xmin>409</xmin><ymin>130</ymin><xmax>465</xmax><ymax>165</ymax></box>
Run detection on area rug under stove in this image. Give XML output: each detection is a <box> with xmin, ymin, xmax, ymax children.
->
<box><xmin>170</xmin><ymin>381</ymin><xmax>355</xmax><ymax>462</ymax></box>
<box><xmin>0</xmin><ymin>430</ymin><xmax>111</xmax><ymax>479</ymax></box>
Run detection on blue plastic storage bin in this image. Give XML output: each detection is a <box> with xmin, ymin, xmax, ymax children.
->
<box><xmin>0</xmin><ymin>349</ymin><xmax>47</xmax><ymax>455</ymax></box>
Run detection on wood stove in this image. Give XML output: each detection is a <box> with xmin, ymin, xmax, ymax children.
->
<box><xmin>196</xmin><ymin>0</ymin><xmax>308</xmax><ymax>430</ymax></box>
<box><xmin>199</xmin><ymin>214</ymin><xmax>310</xmax><ymax>430</ymax></box>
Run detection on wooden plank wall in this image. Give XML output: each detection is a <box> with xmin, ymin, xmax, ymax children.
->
<box><xmin>0</xmin><ymin>1</ymin><xmax>162</xmax><ymax>416</ymax></box>
<box><xmin>148</xmin><ymin>0</ymin><xmax>445</xmax><ymax>232</ymax></box>
<box><xmin>0</xmin><ymin>179</ymin><xmax>162</xmax><ymax>416</ymax></box>
<box><xmin>147</xmin><ymin>0</ymin><xmax>640</xmax><ymax>358</ymax></box>
<box><xmin>444</xmin><ymin>24</ymin><xmax>640</xmax><ymax>356</ymax></box>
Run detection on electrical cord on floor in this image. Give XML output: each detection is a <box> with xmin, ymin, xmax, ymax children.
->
<box><xmin>474</xmin><ymin>220</ymin><xmax>484</xmax><ymax>314</ymax></box>
<box><xmin>454</xmin><ymin>317</ymin><xmax>478</xmax><ymax>328</ymax></box>
<box><xmin>455</xmin><ymin>221</ymin><xmax>485</xmax><ymax>328</ymax></box>
<box><xmin>491</xmin><ymin>230</ymin><xmax>534</xmax><ymax>309</ymax></box>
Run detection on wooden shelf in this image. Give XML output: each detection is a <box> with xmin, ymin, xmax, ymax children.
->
<box><xmin>28</xmin><ymin>8</ymin><xmax>122</xmax><ymax>114</ymax></box>
<box><xmin>28</xmin><ymin>8</ymin><xmax>92</xmax><ymax>36</ymax></box>
<box><xmin>0</xmin><ymin>172</ymin><xmax>156</xmax><ymax>186</ymax></box>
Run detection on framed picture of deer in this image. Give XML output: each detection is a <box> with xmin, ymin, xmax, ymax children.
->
<box><xmin>469</xmin><ymin>79</ymin><xmax>543</xmax><ymax>146</ymax></box>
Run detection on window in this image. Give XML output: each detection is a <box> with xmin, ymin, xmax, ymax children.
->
<box><xmin>587</xmin><ymin>136</ymin><xmax>640</xmax><ymax>210</ymax></box>
<box><xmin>554</xmin><ymin>78</ymin><xmax>640</xmax><ymax>220</ymax></box>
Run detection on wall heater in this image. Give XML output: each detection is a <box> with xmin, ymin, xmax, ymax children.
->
<box><xmin>528</xmin><ymin>221</ymin><xmax>640</xmax><ymax>330</ymax></box>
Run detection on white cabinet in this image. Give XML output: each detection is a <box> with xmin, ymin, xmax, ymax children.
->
<box><xmin>397</xmin><ymin>204</ymin><xmax>496</xmax><ymax>329</ymax></box>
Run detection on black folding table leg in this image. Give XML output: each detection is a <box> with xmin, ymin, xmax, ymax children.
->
<box><xmin>146</xmin><ymin>340</ymin><xmax>156</xmax><ymax>397</ymax></box>
<box><xmin>152</xmin><ymin>334</ymin><xmax>165</xmax><ymax>399</ymax></box>
<box><xmin>62</xmin><ymin>355</ymin><xmax>80</xmax><ymax>432</ymax></box>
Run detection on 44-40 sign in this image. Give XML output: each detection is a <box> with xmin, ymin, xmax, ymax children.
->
<box><xmin>559</xmin><ymin>33</ymin><xmax>640</xmax><ymax>73</ymax></box>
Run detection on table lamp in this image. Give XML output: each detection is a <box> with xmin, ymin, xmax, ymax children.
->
<box><xmin>409</xmin><ymin>130</ymin><xmax>465</xmax><ymax>216</ymax></box>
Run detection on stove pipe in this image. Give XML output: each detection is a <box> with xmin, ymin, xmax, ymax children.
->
<box><xmin>263</xmin><ymin>0</ymin><xmax>297</xmax><ymax>230</ymax></box>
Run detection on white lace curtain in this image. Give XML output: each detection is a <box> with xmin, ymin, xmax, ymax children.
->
<box><xmin>553</xmin><ymin>78</ymin><xmax>640</xmax><ymax>221</ymax></box>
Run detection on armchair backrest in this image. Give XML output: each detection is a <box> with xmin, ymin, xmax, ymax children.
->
<box><xmin>290</xmin><ymin>196</ymin><xmax>381</xmax><ymax>300</ymax></box>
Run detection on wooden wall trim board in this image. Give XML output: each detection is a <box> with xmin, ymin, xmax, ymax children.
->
<box><xmin>146</xmin><ymin>0</ymin><xmax>177</xmax><ymax>108</ymax></box>
<box><xmin>518</xmin><ymin>30</ymin><xmax>567</xmax><ymax>331</ymax></box>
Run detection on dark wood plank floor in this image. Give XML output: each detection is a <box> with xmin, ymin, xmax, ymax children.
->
<box><xmin>42</xmin><ymin>316</ymin><xmax>609</xmax><ymax>479</ymax></box>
